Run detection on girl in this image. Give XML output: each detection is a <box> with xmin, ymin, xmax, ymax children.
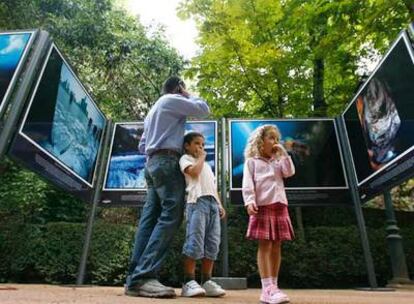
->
<box><xmin>242</xmin><ymin>124</ymin><xmax>295</xmax><ymax>304</ymax></box>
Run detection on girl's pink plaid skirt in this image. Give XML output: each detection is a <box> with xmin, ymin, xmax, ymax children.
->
<box><xmin>246</xmin><ymin>202</ymin><xmax>295</xmax><ymax>241</ymax></box>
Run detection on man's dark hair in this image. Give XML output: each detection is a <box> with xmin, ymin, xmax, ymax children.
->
<box><xmin>183</xmin><ymin>131</ymin><xmax>204</xmax><ymax>146</ymax></box>
<box><xmin>162</xmin><ymin>76</ymin><xmax>185</xmax><ymax>94</ymax></box>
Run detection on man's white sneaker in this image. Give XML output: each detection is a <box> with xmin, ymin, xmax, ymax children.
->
<box><xmin>202</xmin><ymin>280</ymin><xmax>226</xmax><ymax>297</ymax></box>
<box><xmin>181</xmin><ymin>280</ymin><xmax>206</xmax><ymax>297</ymax></box>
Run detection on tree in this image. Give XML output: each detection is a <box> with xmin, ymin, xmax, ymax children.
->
<box><xmin>0</xmin><ymin>0</ymin><xmax>185</xmax><ymax>223</ymax></box>
<box><xmin>179</xmin><ymin>0</ymin><xmax>410</xmax><ymax>118</ymax></box>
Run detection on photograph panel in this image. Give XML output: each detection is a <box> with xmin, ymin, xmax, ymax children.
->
<box><xmin>230</xmin><ymin>119</ymin><xmax>347</xmax><ymax>190</ymax></box>
<box><xmin>20</xmin><ymin>46</ymin><xmax>106</xmax><ymax>185</ymax></box>
<box><xmin>343</xmin><ymin>34</ymin><xmax>414</xmax><ymax>186</ymax></box>
<box><xmin>103</xmin><ymin>121</ymin><xmax>217</xmax><ymax>191</ymax></box>
<box><xmin>0</xmin><ymin>32</ymin><xmax>32</xmax><ymax>113</ymax></box>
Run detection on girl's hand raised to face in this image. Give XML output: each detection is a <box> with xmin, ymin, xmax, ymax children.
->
<box><xmin>272</xmin><ymin>143</ymin><xmax>288</xmax><ymax>157</ymax></box>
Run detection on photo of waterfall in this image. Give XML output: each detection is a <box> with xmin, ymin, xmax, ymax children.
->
<box><xmin>230</xmin><ymin>119</ymin><xmax>347</xmax><ymax>190</ymax></box>
<box><xmin>0</xmin><ymin>31</ymin><xmax>32</xmax><ymax>114</ymax></box>
<box><xmin>104</xmin><ymin>121</ymin><xmax>217</xmax><ymax>190</ymax></box>
<box><xmin>19</xmin><ymin>45</ymin><xmax>106</xmax><ymax>186</ymax></box>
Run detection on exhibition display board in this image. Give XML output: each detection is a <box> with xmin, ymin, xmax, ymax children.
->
<box><xmin>9</xmin><ymin>44</ymin><xmax>107</xmax><ymax>203</ymax></box>
<box><xmin>229</xmin><ymin>119</ymin><xmax>349</xmax><ymax>206</ymax></box>
<box><xmin>342</xmin><ymin>32</ymin><xmax>414</xmax><ymax>201</ymax></box>
<box><xmin>100</xmin><ymin>120</ymin><xmax>218</xmax><ymax>206</ymax></box>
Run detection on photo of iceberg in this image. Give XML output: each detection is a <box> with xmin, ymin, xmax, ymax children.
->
<box><xmin>230</xmin><ymin>119</ymin><xmax>346</xmax><ymax>190</ymax></box>
<box><xmin>104</xmin><ymin>123</ymin><xmax>146</xmax><ymax>190</ymax></box>
<box><xmin>0</xmin><ymin>32</ymin><xmax>32</xmax><ymax>113</ymax></box>
<box><xmin>20</xmin><ymin>46</ymin><xmax>106</xmax><ymax>185</ymax></box>
<box><xmin>104</xmin><ymin>121</ymin><xmax>217</xmax><ymax>190</ymax></box>
<box><xmin>343</xmin><ymin>33</ymin><xmax>414</xmax><ymax>185</ymax></box>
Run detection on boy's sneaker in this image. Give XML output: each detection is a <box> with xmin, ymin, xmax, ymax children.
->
<box><xmin>260</xmin><ymin>285</ymin><xmax>289</xmax><ymax>304</ymax></box>
<box><xmin>202</xmin><ymin>280</ymin><xmax>226</xmax><ymax>297</ymax></box>
<box><xmin>181</xmin><ymin>280</ymin><xmax>206</xmax><ymax>297</ymax></box>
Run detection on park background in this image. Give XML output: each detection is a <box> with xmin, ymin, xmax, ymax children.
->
<box><xmin>0</xmin><ymin>0</ymin><xmax>413</xmax><ymax>288</ymax></box>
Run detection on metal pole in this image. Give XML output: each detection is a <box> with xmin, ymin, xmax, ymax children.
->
<box><xmin>383</xmin><ymin>190</ymin><xmax>412</xmax><ymax>286</ymax></box>
<box><xmin>220</xmin><ymin>117</ymin><xmax>229</xmax><ymax>277</ymax></box>
<box><xmin>77</xmin><ymin>120</ymin><xmax>113</xmax><ymax>285</ymax></box>
<box><xmin>335</xmin><ymin>117</ymin><xmax>378</xmax><ymax>289</ymax></box>
<box><xmin>0</xmin><ymin>31</ymin><xmax>50</xmax><ymax>159</ymax></box>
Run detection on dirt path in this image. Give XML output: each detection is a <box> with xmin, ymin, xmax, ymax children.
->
<box><xmin>0</xmin><ymin>284</ymin><xmax>412</xmax><ymax>304</ymax></box>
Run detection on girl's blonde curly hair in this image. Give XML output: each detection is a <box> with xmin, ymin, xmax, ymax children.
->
<box><xmin>244</xmin><ymin>124</ymin><xmax>281</xmax><ymax>159</ymax></box>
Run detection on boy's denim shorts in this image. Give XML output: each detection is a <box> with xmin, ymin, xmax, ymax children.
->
<box><xmin>182</xmin><ymin>195</ymin><xmax>221</xmax><ymax>260</ymax></box>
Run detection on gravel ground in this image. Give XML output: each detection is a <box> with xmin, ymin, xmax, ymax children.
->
<box><xmin>0</xmin><ymin>284</ymin><xmax>413</xmax><ymax>304</ymax></box>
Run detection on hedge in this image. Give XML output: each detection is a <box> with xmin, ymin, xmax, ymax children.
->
<box><xmin>0</xmin><ymin>218</ymin><xmax>413</xmax><ymax>287</ymax></box>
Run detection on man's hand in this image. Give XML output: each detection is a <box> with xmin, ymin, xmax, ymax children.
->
<box><xmin>179</xmin><ymin>85</ymin><xmax>190</xmax><ymax>98</ymax></box>
<box><xmin>219</xmin><ymin>205</ymin><xmax>226</xmax><ymax>219</ymax></box>
<box><xmin>246</xmin><ymin>203</ymin><xmax>258</xmax><ymax>215</ymax></box>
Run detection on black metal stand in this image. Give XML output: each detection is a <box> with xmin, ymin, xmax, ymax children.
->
<box><xmin>76</xmin><ymin>120</ymin><xmax>113</xmax><ymax>285</ymax></box>
<box><xmin>219</xmin><ymin>117</ymin><xmax>229</xmax><ymax>276</ymax></box>
<box><xmin>383</xmin><ymin>191</ymin><xmax>413</xmax><ymax>288</ymax></box>
<box><xmin>335</xmin><ymin>117</ymin><xmax>381</xmax><ymax>290</ymax></box>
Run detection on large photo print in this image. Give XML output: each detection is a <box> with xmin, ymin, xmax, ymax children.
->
<box><xmin>0</xmin><ymin>32</ymin><xmax>33</xmax><ymax>114</ymax></box>
<box><xmin>230</xmin><ymin>119</ymin><xmax>347</xmax><ymax>190</ymax></box>
<box><xmin>103</xmin><ymin>120</ymin><xmax>217</xmax><ymax>191</ymax></box>
<box><xmin>343</xmin><ymin>32</ymin><xmax>414</xmax><ymax>186</ymax></box>
<box><xmin>19</xmin><ymin>45</ymin><xmax>106</xmax><ymax>186</ymax></box>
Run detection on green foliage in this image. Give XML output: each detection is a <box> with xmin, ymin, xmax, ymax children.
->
<box><xmin>179</xmin><ymin>0</ymin><xmax>410</xmax><ymax>118</ymax></box>
<box><xmin>1</xmin><ymin>210</ymin><xmax>413</xmax><ymax>287</ymax></box>
<box><xmin>0</xmin><ymin>0</ymin><xmax>185</xmax><ymax>225</ymax></box>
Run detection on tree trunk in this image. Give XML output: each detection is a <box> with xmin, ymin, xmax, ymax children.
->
<box><xmin>312</xmin><ymin>57</ymin><xmax>327</xmax><ymax>117</ymax></box>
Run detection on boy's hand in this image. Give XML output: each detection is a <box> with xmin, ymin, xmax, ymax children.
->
<box><xmin>219</xmin><ymin>206</ymin><xmax>226</xmax><ymax>219</ymax></box>
<box><xmin>197</xmin><ymin>149</ymin><xmax>206</xmax><ymax>160</ymax></box>
<box><xmin>246</xmin><ymin>203</ymin><xmax>258</xmax><ymax>215</ymax></box>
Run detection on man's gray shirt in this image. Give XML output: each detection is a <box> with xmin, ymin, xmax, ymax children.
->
<box><xmin>138</xmin><ymin>94</ymin><xmax>210</xmax><ymax>155</ymax></box>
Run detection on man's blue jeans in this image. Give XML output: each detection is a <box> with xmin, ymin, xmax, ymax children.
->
<box><xmin>126</xmin><ymin>154</ymin><xmax>185</xmax><ymax>287</ymax></box>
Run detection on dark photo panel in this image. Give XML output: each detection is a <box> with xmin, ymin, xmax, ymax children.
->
<box><xmin>230</xmin><ymin>119</ymin><xmax>347</xmax><ymax>190</ymax></box>
<box><xmin>0</xmin><ymin>31</ymin><xmax>34</xmax><ymax>116</ymax></box>
<box><xmin>103</xmin><ymin>122</ymin><xmax>146</xmax><ymax>191</ymax></box>
<box><xmin>343</xmin><ymin>32</ymin><xmax>414</xmax><ymax>198</ymax></box>
<box><xmin>10</xmin><ymin>44</ymin><xmax>107</xmax><ymax>202</ymax></box>
<box><xmin>103</xmin><ymin>120</ymin><xmax>217</xmax><ymax>192</ymax></box>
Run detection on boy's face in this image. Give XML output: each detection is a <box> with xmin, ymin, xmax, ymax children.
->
<box><xmin>185</xmin><ymin>136</ymin><xmax>205</xmax><ymax>158</ymax></box>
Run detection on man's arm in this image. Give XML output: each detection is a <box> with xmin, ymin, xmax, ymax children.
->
<box><xmin>165</xmin><ymin>94</ymin><xmax>210</xmax><ymax>118</ymax></box>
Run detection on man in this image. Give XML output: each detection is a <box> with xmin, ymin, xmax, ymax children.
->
<box><xmin>125</xmin><ymin>76</ymin><xmax>210</xmax><ymax>298</ymax></box>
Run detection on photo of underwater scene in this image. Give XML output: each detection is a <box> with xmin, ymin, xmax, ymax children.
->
<box><xmin>20</xmin><ymin>46</ymin><xmax>106</xmax><ymax>185</ymax></box>
<box><xmin>0</xmin><ymin>32</ymin><xmax>32</xmax><ymax>113</ymax></box>
<box><xmin>230</xmin><ymin>120</ymin><xmax>347</xmax><ymax>189</ymax></box>
<box><xmin>104</xmin><ymin>123</ymin><xmax>146</xmax><ymax>190</ymax></box>
<box><xmin>343</xmin><ymin>33</ymin><xmax>414</xmax><ymax>185</ymax></box>
<box><xmin>104</xmin><ymin>121</ymin><xmax>217</xmax><ymax>190</ymax></box>
<box><xmin>185</xmin><ymin>121</ymin><xmax>217</xmax><ymax>174</ymax></box>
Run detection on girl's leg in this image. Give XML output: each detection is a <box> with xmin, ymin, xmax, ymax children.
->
<box><xmin>271</xmin><ymin>241</ymin><xmax>282</xmax><ymax>285</ymax></box>
<box><xmin>201</xmin><ymin>258</ymin><xmax>214</xmax><ymax>284</ymax></box>
<box><xmin>258</xmin><ymin>240</ymin><xmax>273</xmax><ymax>285</ymax></box>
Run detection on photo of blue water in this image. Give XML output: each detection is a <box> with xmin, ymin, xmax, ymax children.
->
<box><xmin>230</xmin><ymin>120</ymin><xmax>346</xmax><ymax>189</ymax></box>
<box><xmin>0</xmin><ymin>32</ymin><xmax>31</xmax><ymax>110</ymax></box>
<box><xmin>105</xmin><ymin>121</ymin><xmax>217</xmax><ymax>190</ymax></box>
<box><xmin>21</xmin><ymin>47</ymin><xmax>106</xmax><ymax>184</ymax></box>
